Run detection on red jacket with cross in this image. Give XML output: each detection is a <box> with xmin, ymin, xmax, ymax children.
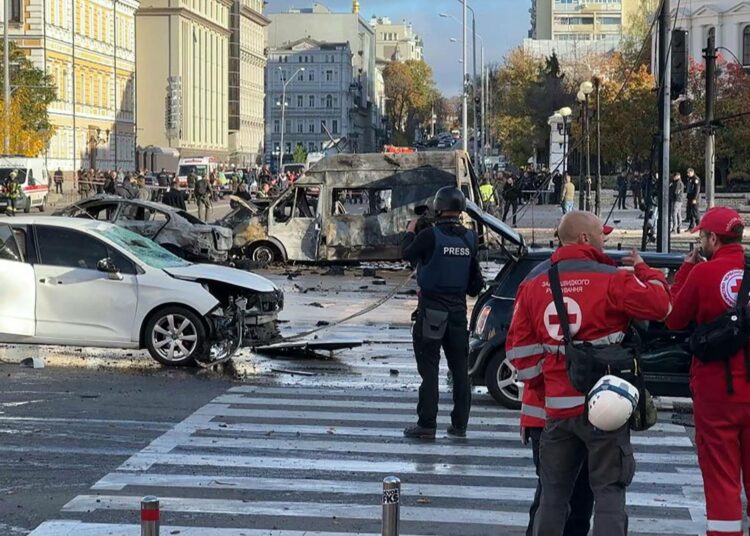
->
<box><xmin>666</xmin><ymin>244</ymin><xmax>750</xmax><ymax>402</ymax></box>
<box><xmin>507</xmin><ymin>244</ymin><xmax>672</xmax><ymax>419</ymax></box>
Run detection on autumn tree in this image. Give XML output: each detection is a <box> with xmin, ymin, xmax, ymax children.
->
<box><xmin>383</xmin><ymin>59</ymin><xmax>438</xmax><ymax>145</ymax></box>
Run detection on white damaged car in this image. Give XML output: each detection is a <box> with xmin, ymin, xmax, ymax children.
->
<box><xmin>0</xmin><ymin>217</ymin><xmax>283</xmax><ymax>366</ymax></box>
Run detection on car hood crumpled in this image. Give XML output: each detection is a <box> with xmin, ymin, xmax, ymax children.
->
<box><xmin>163</xmin><ymin>264</ymin><xmax>278</xmax><ymax>293</ymax></box>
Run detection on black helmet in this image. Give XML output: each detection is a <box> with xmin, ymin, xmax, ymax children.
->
<box><xmin>433</xmin><ymin>186</ymin><xmax>466</xmax><ymax>214</ymax></box>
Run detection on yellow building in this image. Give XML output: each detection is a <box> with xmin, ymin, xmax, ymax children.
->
<box><xmin>136</xmin><ymin>0</ymin><xmax>232</xmax><ymax>161</ymax></box>
<box><xmin>533</xmin><ymin>0</ymin><xmax>642</xmax><ymax>41</ymax></box>
<box><xmin>6</xmin><ymin>0</ymin><xmax>139</xmax><ymax>173</ymax></box>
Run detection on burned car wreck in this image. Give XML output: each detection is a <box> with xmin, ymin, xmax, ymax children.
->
<box><xmin>54</xmin><ymin>196</ymin><xmax>233</xmax><ymax>264</ymax></box>
<box><xmin>216</xmin><ymin>151</ymin><xmax>481</xmax><ymax>263</ymax></box>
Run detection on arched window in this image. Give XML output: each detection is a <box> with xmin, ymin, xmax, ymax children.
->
<box><xmin>743</xmin><ymin>26</ymin><xmax>750</xmax><ymax>66</ymax></box>
<box><xmin>326</xmin><ymin>95</ymin><xmax>333</xmax><ymax>108</ymax></box>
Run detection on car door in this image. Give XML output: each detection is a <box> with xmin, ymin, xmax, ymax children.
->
<box><xmin>0</xmin><ymin>224</ymin><xmax>35</xmax><ymax>337</ymax></box>
<box><xmin>267</xmin><ymin>186</ymin><xmax>319</xmax><ymax>261</ymax></box>
<box><xmin>32</xmin><ymin>224</ymin><xmax>139</xmax><ymax>344</ymax></box>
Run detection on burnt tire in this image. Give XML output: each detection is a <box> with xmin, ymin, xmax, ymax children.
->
<box><xmin>144</xmin><ymin>306</ymin><xmax>207</xmax><ymax>366</ymax></box>
<box><xmin>249</xmin><ymin>243</ymin><xmax>278</xmax><ymax>264</ymax></box>
<box><xmin>485</xmin><ymin>351</ymin><xmax>522</xmax><ymax>410</ymax></box>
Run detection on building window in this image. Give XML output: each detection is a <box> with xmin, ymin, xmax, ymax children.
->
<box><xmin>273</xmin><ymin>120</ymin><xmax>280</xmax><ymax>134</ymax></box>
<box><xmin>332</xmin><ymin>120</ymin><xmax>339</xmax><ymax>134</ymax></box>
<box><xmin>309</xmin><ymin>95</ymin><xmax>315</xmax><ymax>108</ymax></box>
<box><xmin>308</xmin><ymin>70</ymin><xmax>315</xmax><ymax>82</ymax></box>
<box><xmin>326</xmin><ymin>95</ymin><xmax>333</xmax><ymax>108</ymax></box>
<box><xmin>326</xmin><ymin>70</ymin><xmax>333</xmax><ymax>81</ymax></box>
<box><xmin>297</xmin><ymin>95</ymin><xmax>304</xmax><ymax>107</ymax></box>
<box><xmin>744</xmin><ymin>26</ymin><xmax>750</xmax><ymax>65</ymax></box>
<box><xmin>9</xmin><ymin>0</ymin><xmax>21</xmax><ymax>22</ymax></box>
<box><xmin>308</xmin><ymin>142</ymin><xmax>316</xmax><ymax>152</ymax></box>
<box><xmin>297</xmin><ymin>122</ymin><xmax>303</xmax><ymax>134</ymax></box>
<box><xmin>285</xmin><ymin>142</ymin><xmax>291</xmax><ymax>154</ymax></box>
<box><xmin>298</xmin><ymin>70</ymin><xmax>304</xmax><ymax>81</ymax></box>
<box><xmin>309</xmin><ymin>122</ymin><xmax>315</xmax><ymax>133</ymax></box>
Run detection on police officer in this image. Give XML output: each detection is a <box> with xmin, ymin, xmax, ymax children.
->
<box><xmin>507</xmin><ymin>211</ymin><xmax>671</xmax><ymax>536</ymax></box>
<box><xmin>401</xmin><ymin>186</ymin><xmax>484</xmax><ymax>439</ymax></box>
<box><xmin>666</xmin><ymin>207</ymin><xmax>748</xmax><ymax>536</ymax></box>
<box><xmin>5</xmin><ymin>170</ymin><xmax>21</xmax><ymax>216</ymax></box>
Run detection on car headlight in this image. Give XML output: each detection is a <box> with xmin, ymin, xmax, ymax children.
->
<box><xmin>475</xmin><ymin>305</ymin><xmax>491</xmax><ymax>337</ymax></box>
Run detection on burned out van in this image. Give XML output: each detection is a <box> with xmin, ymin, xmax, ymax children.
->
<box><xmin>218</xmin><ymin>151</ymin><xmax>480</xmax><ymax>263</ymax></box>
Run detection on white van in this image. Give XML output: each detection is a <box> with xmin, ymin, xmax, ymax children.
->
<box><xmin>0</xmin><ymin>157</ymin><xmax>49</xmax><ymax>213</ymax></box>
<box><xmin>176</xmin><ymin>156</ymin><xmax>218</xmax><ymax>187</ymax></box>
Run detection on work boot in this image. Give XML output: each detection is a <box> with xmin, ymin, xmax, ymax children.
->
<box><xmin>403</xmin><ymin>425</ymin><xmax>436</xmax><ymax>439</ymax></box>
<box><xmin>447</xmin><ymin>425</ymin><xmax>466</xmax><ymax>438</ymax></box>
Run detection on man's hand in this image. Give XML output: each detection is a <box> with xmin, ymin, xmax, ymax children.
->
<box><xmin>622</xmin><ymin>248</ymin><xmax>644</xmax><ymax>267</ymax></box>
<box><xmin>685</xmin><ymin>248</ymin><xmax>705</xmax><ymax>265</ymax></box>
<box><xmin>406</xmin><ymin>219</ymin><xmax>418</xmax><ymax>233</ymax></box>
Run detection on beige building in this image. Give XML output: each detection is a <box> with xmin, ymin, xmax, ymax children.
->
<box><xmin>136</xmin><ymin>0</ymin><xmax>232</xmax><ymax>161</ymax></box>
<box><xmin>228</xmin><ymin>0</ymin><xmax>269</xmax><ymax>167</ymax></box>
<box><xmin>370</xmin><ymin>16</ymin><xmax>423</xmax><ymax>67</ymax></box>
<box><xmin>532</xmin><ymin>0</ymin><xmax>643</xmax><ymax>41</ymax></box>
<box><xmin>4</xmin><ymin>0</ymin><xmax>139</xmax><ymax>173</ymax></box>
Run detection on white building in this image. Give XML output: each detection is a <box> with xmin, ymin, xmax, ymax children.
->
<box><xmin>265</xmin><ymin>39</ymin><xmax>356</xmax><ymax>163</ymax></box>
<box><xmin>369</xmin><ymin>16</ymin><xmax>424</xmax><ymax>67</ymax></box>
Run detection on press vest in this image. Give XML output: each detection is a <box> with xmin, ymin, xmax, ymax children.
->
<box><xmin>417</xmin><ymin>225</ymin><xmax>476</xmax><ymax>295</ymax></box>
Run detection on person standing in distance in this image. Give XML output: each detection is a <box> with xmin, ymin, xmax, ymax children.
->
<box><xmin>402</xmin><ymin>186</ymin><xmax>484</xmax><ymax>439</ymax></box>
<box><xmin>666</xmin><ymin>207</ymin><xmax>749</xmax><ymax>536</ymax></box>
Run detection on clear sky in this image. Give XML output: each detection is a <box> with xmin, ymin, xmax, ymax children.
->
<box><xmin>266</xmin><ymin>0</ymin><xmax>530</xmax><ymax>96</ymax></box>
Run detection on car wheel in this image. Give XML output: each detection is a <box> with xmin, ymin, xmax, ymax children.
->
<box><xmin>23</xmin><ymin>198</ymin><xmax>31</xmax><ymax>213</ymax></box>
<box><xmin>485</xmin><ymin>351</ymin><xmax>522</xmax><ymax>410</ymax></box>
<box><xmin>145</xmin><ymin>307</ymin><xmax>207</xmax><ymax>366</ymax></box>
<box><xmin>38</xmin><ymin>197</ymin><xmax>46</xmax><ymax>212</ymax></box>
<box><xmin>250</xmin><ymin>243</ymin><xmax>278</xmax><ymax>264</ymax></box>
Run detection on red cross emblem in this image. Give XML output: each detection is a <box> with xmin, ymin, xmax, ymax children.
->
<box><xmin>544</xmin><ymin>298</ymin><xmax>582</xmax><ymax>341</ymax></box>
<box><xmin>721</xmin><ymin>270</ymin><xmax>745</xmax><ymax>307</ymax></box>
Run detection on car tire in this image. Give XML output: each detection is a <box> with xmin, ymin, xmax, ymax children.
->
<box><xmin>23</xmin><ymin>198</ymin><xmax>31</xmax><ymax>214</ymax></box>
<box><xmin>249</xmin><ymin>243</ymin><xmax>278</xmax><ymax>264</ymax></box>
<box><xmin>145</xmin><ymin>306</ymin><xmax>207</xmax><ymax>366</ymax></box>
<box><xmin>485</xmin><ymin>351</ymin><xmax>522</xmax><ymax>410</ymax></box>
<box><xmin>38</xmin><ymin>197</ymin><xmax>46</xmax><ymax>212</ymax></box>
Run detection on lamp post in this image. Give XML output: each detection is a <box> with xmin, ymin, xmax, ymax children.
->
<box><xmin>577</xmin><ymin>90</ymin><xmax>586</xmax><ymax>210</ymax></box>
<box><xmin>277</xmin><ymin>66</ymin><xmax>304</xmax><ymax>174</ymax></box>
<box><xmin>559</xmin><ymin>106</ymin><xmax>572</xmax><ymax>177</ymax></box>
<box><xmin>580</xmin><ymin>80</ymin><xmax>594</xmax><ymax>211</ymax></box>
<box><xmin>592</xmin><ymin>75</ymin><xmax>603</xmax><ymax>217</ymax></box>
<box><xmin>4</xmin><ymin>0</ymin><xmax>11</xmax><ymax>156</ymax></box>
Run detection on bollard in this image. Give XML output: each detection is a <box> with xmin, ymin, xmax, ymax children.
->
<box><xmin>141</xmin><ymin>496</ymin><xmax>160</xmax><ymax>536</ymax></box>
<box><xmin>382</xmin><ymin>476</ymin><xmax>400</xmax><ymax>536</ymax></box>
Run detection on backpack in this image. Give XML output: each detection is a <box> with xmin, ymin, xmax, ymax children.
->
<box><xmin>689</xmin><ymin>267</ymin><xmax>750</xmax><ymax>394</ymax></box>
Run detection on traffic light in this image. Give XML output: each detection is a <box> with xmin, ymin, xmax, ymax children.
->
<box><xmin>670</xmin><ymin>29</ymin><xmax>689</xmax><ymax>99</ymax></box>
<box><xmin>165</xmin><ymin>76</ymin><xmax>182</xmax><ymax>133</ymax></box>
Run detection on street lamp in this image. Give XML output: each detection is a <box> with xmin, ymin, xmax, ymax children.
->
<box><xmin>592</xmin><ymin>75</ymin><xmax>603</xmax><ymax>217</ymax></box>
<box><xmin>577</xmin><ymin>91</ymin><xmax>586</xmax><ymax>210</ymax></box>
<box><xmin>277</xmin><ymin>66</ymin><xmax>304</xmax><ymax>174</ymax></box>
<box><xmin>580</xmin><ymin>81</ymin><xmax>594</xmax><ymax>212</ymax></box>
<box><xmin>558</xmin><ymin>106</ymin><xmax>572</xmax><ymax>177</ymax></box>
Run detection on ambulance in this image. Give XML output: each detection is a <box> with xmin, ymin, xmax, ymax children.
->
<box><xmin>176</xmin><ymin>156</ymin><xmax>218</xmax><ymax>187</ymax></box>
<box><xmin>0</xmin><ymin>157</ymin><xmax>50</xmax><ymax>213</ymax></box>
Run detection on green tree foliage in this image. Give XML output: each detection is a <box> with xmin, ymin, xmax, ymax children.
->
<box><xmin>293</xmin><ymin>144</ymin><xmax>307</xmax><ymax>164</ymax></box>
<box><xmin>383</xmin><ymin>60</ymin><xmax>438</xmax><ymax>145</ymax></box>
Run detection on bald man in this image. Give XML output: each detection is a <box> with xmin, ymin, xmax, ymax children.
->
<box><xmin>507</xmin><ymin>211</ymin><xmax>671</xmax><ymax>536</ymax></box>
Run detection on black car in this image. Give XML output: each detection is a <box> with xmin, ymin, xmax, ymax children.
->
<box><xmin>467</xmin><ymin>213</ymin><xmax>692</xmax><ymax>409</ymax></box>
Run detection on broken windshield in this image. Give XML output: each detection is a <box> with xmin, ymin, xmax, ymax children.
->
<box><xmin>96</xmin><ymin>226</ymin><xmax>191</xmax><ymax>269</ymax></box>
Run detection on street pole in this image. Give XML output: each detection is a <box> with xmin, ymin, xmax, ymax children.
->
<box><xmin>562</xmin><ymin>116</ymin><xmax>568</xmax><ymax>176</ymax></box>
<box><xmin>278</xmin><ymin>84</ymin><xmax>286</xmax><ymax>174</ymax></box>
<box><xmin>471</xmin><ymin>13</ymin><xmax>478</xmax><ymax>166</ymax></box>
<box><xmin>461</xmin><ymin>0</ymin><xmax>468</xmax><ymax>153</ymax></box>
<box><xmin>4</xmin><ymin>0</ymin><xmax>11</xmax><ymax>156</ymax></box>
<box><xmin>585</xmin><ymin>95</ymin><xmax>591</xmax><ymax>211</ymax></box>
<box><xmin>594</xmin><ymin>77</ymin><xmax>602</xmax><ymax>217</ymax></box>
<box><xmin>657</xmin><ymin>0</ymin><xmax>671</xmax><ymax>252</ymax></box>
<box><xmin>480</xmin><ymin>46</ymin><xmax>485</xmax><ymax>172</ymax></box>
<box><xmin>578</xmin><ymin>103</ymin><xmax>585</xmax><ymax>210</ymax></box>
<box><xmin>704</xmin><ymin>33</ymin><xmax>717</xmax><ymax>209</ymax></box>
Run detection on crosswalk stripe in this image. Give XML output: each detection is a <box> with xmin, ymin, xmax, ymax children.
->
<box><xmin>196</xmin><ymin>403</ymin><xmax>688</xmax><ymax>433</ymax></box>
<box><xmin>118</xmin><ymin>451</ymin><xmax>701</xmax><ymax>485</ymax></box>
<box><xmin>191</xmin><ymin>420</ymin><xmax>693</xmax><ymax>447</ymax></box>
<box><xmin>62</xmin><ymin>494</ymin><xmax>703</xmax><ymax>535</ymax></box>
<box><xmin>91</xmin><ymin>472</ymin><xmax>707</xmax><ymax>509</ymax></box>
<box><xmin>29</xmin><ymin>521</ymin><xmax>397</xmax><ymax>536</ymax></box>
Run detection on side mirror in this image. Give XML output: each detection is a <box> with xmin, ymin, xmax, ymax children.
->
<box><xmin>97</xmin><ymin>258</ymin><xmax>123</xmax><ymax>281</ymax></box>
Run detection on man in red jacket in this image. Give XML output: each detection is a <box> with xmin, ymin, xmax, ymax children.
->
<box><xmin>666</xmin><ymin>206</ymin><xmax>747</xmax><ymax>536</ymax></box>
<box><xmin>507</xmin><ymin>211</ymin><xmax>672</xmax><ymax>536</ymax></box>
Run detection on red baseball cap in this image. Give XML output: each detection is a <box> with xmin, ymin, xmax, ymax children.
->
<box><xmin>693</xmin><ymin>206</ymin><xmax>744</xmax><ymax>237</ymax></box>
<box><xmin>603</xmin><ymin>224</ymin><xmax>614</xmax><ymax>235</ymax></box>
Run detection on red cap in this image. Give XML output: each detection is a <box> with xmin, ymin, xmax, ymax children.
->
<box><xmin>693</xmin><ymin>206</ymin><xmax>744</xmax><ymax>237</ymax></box>
<box><xmin>603</xmin><ymin>224</ymin><xmax>614</xmax><ymax>235</ymax></box>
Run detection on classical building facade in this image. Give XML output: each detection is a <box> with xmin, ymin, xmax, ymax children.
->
<box><xmin>369</xmin><ymin>16</ymin><xmax>423</xmax><ymax>67</ymax></box>
<box><xmin>135</xmin><ymin>0</ymin><xmax>231</xmax><ymax>161</ymax></box>
<box><xmin>228</xmin><ymin>0</ymin><xmax>269</xmax><ymax>167</ymax></box>
<box><xmin>5</xmin><ymin>0</ymin><xmax>139</xmax><ymax>173</ymax></box>
<box><xmin>267</xmin><ymin>2</ymin><xmax>382</xmax><ymax>154</ymax></box>
<box><xmin>265</xmin><ymin>39</ymin><xmax>355</xmax><ymax>163</ymax></box>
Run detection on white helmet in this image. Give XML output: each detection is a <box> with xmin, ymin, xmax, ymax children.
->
<box><xmin>587</xmin><ymin>375</ymin><xmax>639</xmax><ymax>431</ymax></box>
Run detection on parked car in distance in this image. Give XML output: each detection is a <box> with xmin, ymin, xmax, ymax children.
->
<box><xmin>0</xmin><ymin>218</ymin><xmax>283</xmax><ymax>365</ymax></box>
<box><xmin>469</xmin><ymin>237</ymin><xmax>693</xmax><ymax>409</ymax></box>
<box><xmin>54</xmin><ymin>196</ymin><xmax>233</xmax><ymax>264</ymax></box>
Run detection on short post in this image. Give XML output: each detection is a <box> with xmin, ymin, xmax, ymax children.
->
<box><xmin>141</xmin><ymin>496</ymin><xmax>160</xmax><ymax>536</ymax></box>
<box><xmin>382</xmin><ymin>476</ymin><xmax>400</xmax><ymax>536</ymax></box>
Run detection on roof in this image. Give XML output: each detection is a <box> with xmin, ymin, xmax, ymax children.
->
<box><xmin>71</xmin><ymin>195</ymin><xmax>186</xmax><ymax>214</ymax></box>
<box><xmin>8</xmin><ymin>215</ymin><xmax>116</xmax><ymax>233</ymax></box>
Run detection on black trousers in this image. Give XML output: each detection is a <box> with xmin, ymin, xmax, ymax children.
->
<box><xmin>527</xmin><ymin>427</ymin><xmax>593</xmax><ymax>536</ymax></box>
<box><xmin>686</xmin><ymin>199</ymin><xmax>700</xmax><ymax>229</ymax></box>
<box><xmin>412</xmin><ymin>307</ymin><xmax>471</xmax><ymax>430</ymax></box>
<box><xmin>503</xmin><ymin>200</ymin><xmax>519</xmax><ymax>225</ymax></box>
<box><xmin>617</xmin><ymin>189</ymin><xmax>628</xmax><ymax>209</ymax></box>
<box><xmin>55</xmin><ymin>182</ymin><xmax>63</xmax><ymax>194</ymax></box>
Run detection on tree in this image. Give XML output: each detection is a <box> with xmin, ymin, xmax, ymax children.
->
<box><xmin>620</xmin><ymin>0</ymin><xmax>659</xmax><ymax>68</ymax></box>
<box><xmin>293</xmin><ymin>144</ymin><xmax>307</xmax><ymax>164</ymax></box>
<box><xmin>383</xmin><ymin>60</ymin><xmax>438</xmax><ymax>145</ymax></box>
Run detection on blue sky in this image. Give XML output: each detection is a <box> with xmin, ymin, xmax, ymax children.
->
<box><xmin>266</xmin><ymin>0</ymin><xmax>530</xmax><ymax>95</ymax></box>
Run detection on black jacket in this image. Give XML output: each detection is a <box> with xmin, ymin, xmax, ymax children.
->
<box><xmin>669</xmin><ymin>179</ymin><xmax>685</xmax><ymax>204</ymax></box>
<box><xmin>686</xmin><ymin>175</ymin><xmax>701</xmax><ymax>199</ymax></box>
<box><xmin>161</xmin><ymin>189</ymin><xmax>187</xmax><ymax>210</ymax></box>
